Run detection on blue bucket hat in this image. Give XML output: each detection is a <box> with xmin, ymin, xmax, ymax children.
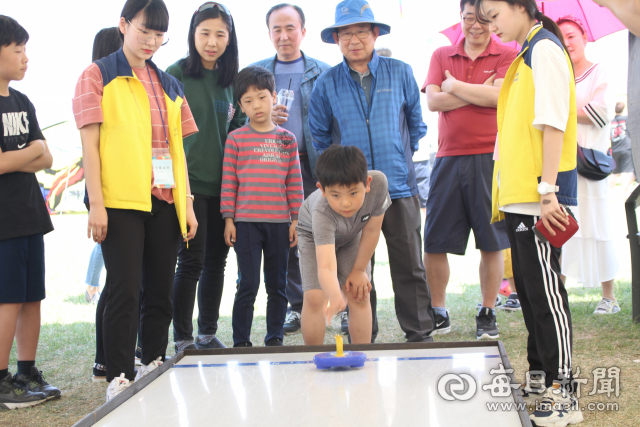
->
<box><xmin>321</xmin><ymin>0</ymin><xmax>391</xmax><ymax>44</ymax></box>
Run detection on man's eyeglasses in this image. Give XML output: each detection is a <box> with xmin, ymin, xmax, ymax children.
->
<box><xmin>462</xmin><ymin>15</ymin><xmax>478</xmax><ymax>25</ymax></box>
<box><xmin>195</xmin><ymin>2</ymin><xmax>231</xmax><ymax>17</ymax></box>
<box><xmin>128</xmin><ymin>20</ymin><xmax>169</xmax><ymax>46</ymax></box>
<box><xmin>337</xmin><ymin>29</ymin><xmax>371</xmax><ymax>41</ymax></box>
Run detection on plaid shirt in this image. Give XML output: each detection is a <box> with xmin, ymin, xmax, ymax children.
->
<box><xmin>309</xmin><ymin>51</ymin><xmax>427</xmax><ymax>199</ymax></box>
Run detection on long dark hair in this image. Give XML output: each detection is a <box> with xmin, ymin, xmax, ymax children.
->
<box><xmin>181</xmin><ymin>4</ymin><xmax>239</xmax><ymax>87</ymax></box>
<box><xmin>120</xmin><ymin>0</ymin><xmax>169</xmax><ymax>42</ymax></box>
<box><xmin>475</xmin><ymin>0</ymin><xmax>571</xmax><ymax>55</ymax></box>
<box><xmin>92</xmin><ymin>27</ymin><xmax>123</xmax><ymax>62</ymax></box>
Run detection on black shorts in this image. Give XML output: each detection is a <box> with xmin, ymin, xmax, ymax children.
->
<box><xmin>0</xmin><ymin>233</ymin><xmax>46</xmax><ymax>303</ymax></box>
<box><xmin>612</xmin><ymin>148</ymin><xmax>635</xmax><ymax>174</ymax></box>
<box><xmin>424</xmin><ymin>153</ymin><xmax>509</xmax><ymax>255</ymax></box>
<box><xmin>413</xmin><ymin>160</ymin><xmax>431</xmax><ymax>209</ymax></box>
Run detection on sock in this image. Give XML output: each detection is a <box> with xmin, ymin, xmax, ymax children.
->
<box><xmin>17</xmin><ymin>361</ymin><xmax>35</xmax><ymax>376</ymax></box>
<box><xmin>478</xmin><ymin>307</ymin><xmax>496</xmax><ymax>316</ymax></box>
<box><xmin>433</xmin><ymin>307</ymin><xmax>447</xmax><ymax>317</ymax></box>
<box><xmin>0</xmin><ymin>368</ymin><xmax>9</xmax><ymax>380</ymax></box>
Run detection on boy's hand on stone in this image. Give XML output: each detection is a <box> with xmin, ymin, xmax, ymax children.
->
<box><xmin>224</xmin><ymin>218</ymin><xmax>236</xmax><ymax>247</ymax></box>
<box><xmin>272</xmin><ymin>105</ymin><xmax>289</xmax><ymax>125</ymax></box>
<box><xmin>345</xmin><ymin>270</ymin><xmax>371</xmax><ymax>303</ymax></box>
<box><xmin>289</xmin><ymin>220</ymin><xmax>298</xmax><ymax>247</ymax></box>
<box><xmin>540</xmin><ymin>194</ymin><xmax>569</xmax><ymax>236</ymax></box>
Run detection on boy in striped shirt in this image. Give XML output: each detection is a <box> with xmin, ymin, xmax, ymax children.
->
<box><xmin>222</xmin><ymin>66</ymin><xmax>303</xmax><ymax>347</ymax></box>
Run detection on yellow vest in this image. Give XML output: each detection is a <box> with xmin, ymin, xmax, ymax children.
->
<box><xmin>94</xmin><ymin>49</ymin><xmax>188</xmax><ymax>239</ymax></box>
<box><xmin>492</xmin><ymin>26</ymin><xmax>578</xmax><ymax>223</ymax></box>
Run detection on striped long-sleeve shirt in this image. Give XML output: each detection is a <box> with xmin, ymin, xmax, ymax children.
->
<box><xmin>221</xmin><ymin>124</ymin><xmax>303</xmax><ymax>222</ymax></box>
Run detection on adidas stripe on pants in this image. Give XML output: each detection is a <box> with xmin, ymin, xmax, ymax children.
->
<box><xmin>505</xmin><ymin>213</ymin><xmax>574</xmax><ymax>388</ymax></box>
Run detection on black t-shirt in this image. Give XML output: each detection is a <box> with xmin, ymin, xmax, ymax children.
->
<box><xmin>0</xmin><ymin>88</ymin><xmax>54</xmax><ymax>241</ymax></box>
<box><xmin>611</xmin><ymin>115</ymin><xmax>631</xmax><ymax>152</ymax></box>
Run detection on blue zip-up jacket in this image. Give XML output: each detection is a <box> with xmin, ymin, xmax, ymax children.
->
<box><xmin>251</xmin><ymin>52</ymin><xmax>331</xmax><ymax>178</ymax></box>
<box><xmin>309</xmin><ymin>51</ymin><xmax>427</xmax><ymax>199</ymax></box>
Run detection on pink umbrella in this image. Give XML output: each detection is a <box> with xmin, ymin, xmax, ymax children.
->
<box><xmin>441</xmin><ymin>0</ymin><xmax>625</xmax><ymax>47</ymax></box>
<box><xmin>539</xmin><ymin>0</ymin><xmax>626</xmax><ymax>42</ymax></box>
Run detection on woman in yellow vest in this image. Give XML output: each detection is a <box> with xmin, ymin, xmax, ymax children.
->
<box><xmin>476</xmin><ymin>1</ymin><xmax>583</xmax><ymax>426</ymax></box>
<box><xmin>73</xmin><ymin>0</ymin><xmax>198</xmax><ymax>401</ymax></box>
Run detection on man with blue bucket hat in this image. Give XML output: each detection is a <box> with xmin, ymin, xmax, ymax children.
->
<box><xmin>308</xmin><ymin>0</ymin><xmax>435</xmax><ymax>342</ymax></box>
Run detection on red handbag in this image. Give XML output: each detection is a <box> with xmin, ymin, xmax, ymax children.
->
<box><xmin>532</xmin><ymin>206</ymin><xmax>579</xmax><ymax>248</ymax></box>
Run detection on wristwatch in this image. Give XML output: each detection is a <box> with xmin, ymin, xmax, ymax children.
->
<box><xmin>537</xmin><ymin>182</ymin><xmax>559</xmax><ymax>195</ymax></box>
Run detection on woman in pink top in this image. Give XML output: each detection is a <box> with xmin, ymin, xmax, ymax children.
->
<box><xmin>72</xmin><ymin>0</ymin><xmax>198</xmax><ymax>401</ymax></box>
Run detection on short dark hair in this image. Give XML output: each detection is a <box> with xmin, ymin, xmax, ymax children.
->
<box><xmin>92</xmin><ymin>27</ymin><xmax>123</xmax><ymax>62</ymax></box>
<box><xmin>0</xmin><ymin>15</ymin><xmax>29</xmax><ymax>48</ymax></box>
<box><xmin>615</xmin><ymin>102</ymin><xmax>626</xmax><ymax>114</ymax></box>
<box><xmin>266</xmin><ymin>4</ymin><xmax>305</xmax><ymax>29</ymax></box>
<box><xmin>460</xmin><ymin>0</ymin><xmax>477</xmax><ymax>12</ymax></box>
<box><xmin>233</xmin><ymin>66</ymin><xmax>275</xmax><ymax>103</ymax></box>
<box><xmin>120</xmin><ymin>0</ymin><xmax>169</xmax><ymax>42</ymax></box>
<box><xmin>315</xmin><ymin>145</ymin><xmax>369</xmax><ymax>190</ymax></box>
<box><xmin>181</xmin><ymin>4</ymin><xmax>239</xmax><ymax>87</ymax></box>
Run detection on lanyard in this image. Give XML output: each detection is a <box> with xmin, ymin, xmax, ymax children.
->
<box><xmin>146</xmin><ymin>64</ymin><xmax>170</xmax><ymax>147</ymax></box>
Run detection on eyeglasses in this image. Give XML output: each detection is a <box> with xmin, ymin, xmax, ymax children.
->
<box><xmin>128</xmin><ymin>20</ymin><xmax>169</xmax><ymax>46</ymax></box>
<box><xmin>338</xmin><ymin>29</ymin><xmax>371</xmax><ymax>41</ymax></box>
<box><xmin>462</xmin><ymin>14</ymin><xmax>478</xmax><ymax>25</ymax></box>
<box><xmin>195</xmin><ymin>2</ymin><xmax>231</xmax><ymax>17</ymax></box>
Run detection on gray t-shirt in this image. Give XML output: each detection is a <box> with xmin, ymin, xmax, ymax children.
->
<box><xmin>350</xmin><ymin>67</ymin><xmax>373</xmax><ymax>106</ymax></box>
<box><xmin>297</xmin><ymin>171</ymin><xmax>391</xmax><ymax>247</ymax></box>
<box><xmin>275</xmin><ymin>57</ymin><xmax>305</xmax><ymax>151</ymax></box>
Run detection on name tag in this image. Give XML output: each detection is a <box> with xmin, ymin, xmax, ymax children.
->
<box><xmin>152</xmin><ymin>147</ymin><xmax>175</xmax><ymax>189</ymax></box>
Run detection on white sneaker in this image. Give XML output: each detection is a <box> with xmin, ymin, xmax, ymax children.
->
<box><xmin>593</xmin><ymin>298</ymin><xmax>620</xmax><ymax>315</ymax></box>
<box><xmin>106</xmin><ymin>373</ymin><xmax>131</xmax><ymax>402</ymax></box>
<box><xmin>520</xmin><ymin>371</ymin><xmax>546</xmax><ymax>405</ymax></box>
<box><xmin>134</xmin><ymin>357</ymin><xmax>163</xmax><ymax>382</ymax></box>
<box><xmin>529</xmin><ymin>382</ymin><xmax>584</xmax><ymax>426</ymax></box>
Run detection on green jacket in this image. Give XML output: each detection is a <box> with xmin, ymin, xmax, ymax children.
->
<box><xmin>166</xmin><ymin>61</ymin><xmax>246</xmax><ymax>197</ymax></box>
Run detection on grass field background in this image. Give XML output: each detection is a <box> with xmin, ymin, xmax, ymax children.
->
<box><xmin>0</xmin><ymin>188</ymin><xmax>639</xmax><ymax>426</ymax></box>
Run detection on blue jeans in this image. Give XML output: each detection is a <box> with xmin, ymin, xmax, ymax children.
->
<box><xmin>85</xmin><ymin>243</ymin><xmax>104</xmax><ymax>288</ymax></box>
<box><xmin>232</xmin><ymin>222</ymin><xmax>289</xmax><ymax>346</ymax></box>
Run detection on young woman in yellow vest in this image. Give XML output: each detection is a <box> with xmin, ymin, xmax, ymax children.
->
<box><xmin>73</xmin><ymin>0</ymin><xmax>199</xmax><ymax>401</ymax></box>
<box><xmin>476</xmin><ymin>1</ymin><xmax>583</xmax><ymax>426</ymax></box>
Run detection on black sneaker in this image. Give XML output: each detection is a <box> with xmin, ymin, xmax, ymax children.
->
<box><xmin>429</xmin><ymin>310</ymin><xmax>451</xmax><ymax>336</ymax></box>
<box><xmin>340</xmin><ymin>312</ymin><xmax>349</xmax><ymax>335</ymax></box>
<box><xmin>476</xmin><ymin>307</ymin><xmax>499</xmax><ymax>340</ymax></box>
<box><xmin>0</xmin><ymin>372</ymin><xmax>47</xmax><ymax>410</ymax></box>
<box><xmin>195</xmin><ymin>335</ymin><xmax>226</xmax><ymax>349</ymax></box>
<box><xmin>283</xmin><ymin>311</ymin><xmax>301</xmax><ymax>334</ymax></box>
<box><xmin>234</xmin><ymin>342</ymin><xmax>252</xmax><ymax>348</ymax></box>
<box><xmin>92</xmin><ymin>363</ymin><xmax>106</xmax><ymax>383</ymax></box>
<box><xmin>265</xmin><ymin>338</ymin><xmax>284</xmax><ymax>346</ymax></box>
<box><xmin>13</xmin><ymin>367</ymin><xmax>61</xmax><ymax>400</ymax></box>
<box><xmin>174</xmin><ymin>340</ymin><xmax>198</xmax><ymax>353</ymax></box>
<box><xmin>498</xmin><ymin>293</ymin><xmax>521</xmax><ymax>312</ymax></box>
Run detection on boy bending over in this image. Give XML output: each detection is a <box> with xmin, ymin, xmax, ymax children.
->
<box><xmin>297</xmin><ymin>145</ymin><xmax>390</xmax><ymax>344</ymax></box>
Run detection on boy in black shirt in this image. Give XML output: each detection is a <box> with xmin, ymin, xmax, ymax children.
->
<box><xmin>0</xmin><ymin>15</ymin><xmax>60</xmax><ymax>409</ymax></box>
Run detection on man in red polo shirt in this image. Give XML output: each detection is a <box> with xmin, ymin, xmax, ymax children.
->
<box><xmin>422</xmin><ymin>0</ymin><xmax>517</xmax><ymax>340</ymax></box>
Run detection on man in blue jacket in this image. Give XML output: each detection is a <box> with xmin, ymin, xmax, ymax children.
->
<box><xmin>251</xmin><ymin>3</ymin><xmax>331</xmax><ymax>334</ymax></box>
<box><xmin>309</xmin><ymin>0</ymin><xmax>435</xmax><ymax>342</ymax></box>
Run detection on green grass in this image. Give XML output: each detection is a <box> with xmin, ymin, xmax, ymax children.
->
<box><xmin>1</xmin><ymin>191</ymin><xmax>640</xmax><ymax>426</ymax></box>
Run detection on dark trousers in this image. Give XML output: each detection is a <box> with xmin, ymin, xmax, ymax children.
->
<box><xmin>233</xmin><ymin>222</ymin><xmax>290</xmax><ymax>346</ymax></box>
<box><xmin>285</xmin><ymin>153</ymin><xmax>316</xmax><ymax>314</ymax></box>
<box><xmin>372</xmin><ymin>195</ymin><xmax>435</xmax><ymax>342</ymax></box>
<box><xmin>100</xmin><ymin>198</ymin><xmax>180</xmax><ymax>381</ymax></box>
<box><xmin>172</xmin><ymin>195</ymin><xmax>230</xmax><ymax>342</ymax></box>
<box><xmin>505</xmin><ymin>213</ymin><xmax>573</xmax><ymax>387</ymax></box>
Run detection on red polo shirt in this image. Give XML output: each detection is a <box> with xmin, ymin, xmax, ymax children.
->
<box><xmin>423</xmin><ymin>38</ymin><xmax>517</xmax><ymax>157</ymax></box>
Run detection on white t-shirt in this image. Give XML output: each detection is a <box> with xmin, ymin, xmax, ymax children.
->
<box><xmin>501</xmin><ymin>24</ymin><xmax>571</xmax><ymax>217</ymax></box>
